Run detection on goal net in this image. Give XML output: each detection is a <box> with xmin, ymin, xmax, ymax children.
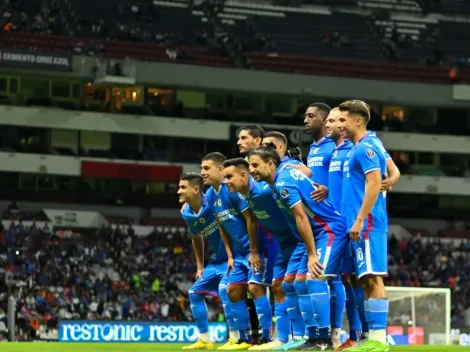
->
<box><xmin>341</xmin><ymin>286</ymin><xmax>451</xmax><ymax>345</ymax></box>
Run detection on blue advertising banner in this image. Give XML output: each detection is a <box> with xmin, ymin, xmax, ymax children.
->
<box><xmin>58</xmin><ymin>321</ymin><xmax>227</xmax><ymax>343</ymax></box>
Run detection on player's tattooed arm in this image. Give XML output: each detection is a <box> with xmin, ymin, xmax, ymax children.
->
<box><xmin>350</xmin><ymin>170</ymin><xmax>382</xmax><ymax>241</ymax></box>
<box><xmin>216</xmin><ymin>217</ymin><xmax>235</xmax><ymax>272</ymax></box>
<box><xmin>290</xmin><ymin>203</ymin><xmax>323</xmax><ymax>278</ymax></box>
<box><xmin>286</xmin><ymin>163</ymin><xmax>313</xmax><ymax>178</ymax></box>
<box><xmin>241</xmin><ymin>209</ymin><xmax>263</xmax><ymax>271</ymax></box>
<box><xmin>192</xmin><ymin>234</ymin><xmax>205</xmax><ymax>280</ymax></box>
<box><xmin>382</xmin><ymin>158</ymin><xmax>401</xmax><ymax>191</ymax></box>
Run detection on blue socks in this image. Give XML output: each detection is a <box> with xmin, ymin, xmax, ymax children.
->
<box><xmin>345</xmin><ymin>287</ymin><xmax>362</xmax><ymax>341</ymax></box>
<box><xmin>293</xmin><ymin>280</ymin><xmax>316</xmax><ymax>331</ymax></box>
<box><xmin>254</xmin><ymin>296</ymin><xmax>273</xmax><ymax>340</ymax></box>
<box><xmin>282</xmin><ymin>281</ymin><xmax>306</xmax><ymax>338</ymax></box>
<box><xmin>274</xmin><ymin>302</ymin><xmax>290</xmax><ymax>343</ymax></box>
<box><xmin>353</xmin><ymin>287</ymin><xmax>369</xmax><ymax>335</ymax></box>
<box><xmin>329</xmin><ymin>278</ymin><xmax>346</xmax><ymax>330</ymax></box>
<box><xmin>306</xmin><ymin>280</ymin><xmax>330</xmax><ymax>339</ymax></box>
<box><xmin>231</xmin><ymin>300</ymin><xmax>252</xmax><ymax>342</ymax></box>
<box><xmin>189</xmin><ymin>293</ymin><xmax>209</xmax><ymax>333</ymax></box>
<box><xmin>219</xmin><ymin>285</ymin><xmax>237</xmax><ymax>332</ymax></box>
<box><xmin>367</xmin><ymin>298</ymin><xmax>389</xmax><ymax>331</ymax></box>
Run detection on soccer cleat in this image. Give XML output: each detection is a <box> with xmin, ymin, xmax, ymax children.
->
<box><xmin>347</xmin><ymin>339</ymin><xmax>389</xmax><ymax>352</ymax></box>
<box><xmin>218</xmin><ymin>339</ymin><xmax>240</xmax><ymax>350</ymax></box>
<box><xmin>223</xmin><ymin>341</ymin><xmax>254</xmax><ymax>350</ymax></box>
<box><xmin>276</xmin><ymin>337</ymin><xmax>307</xmax><ymax>350</ymax></box>
<box><xmin>182</xmin><ymin>339</ymin><xmax>215</xmax><ymax>350</ymax></box>
<box><xmin>248</xmin><ymin>339</ymin><xmax>284</xmax><ymax>350</ymax></box>
<box><xmin>335</xmin><ymin>339</ymin><xmax>358</xmax><ymax>351</ymax></box>
<box><xmin>297</xmin><ymin>338</ymin><xmax>320</xmax><ymax>350</ymax></box>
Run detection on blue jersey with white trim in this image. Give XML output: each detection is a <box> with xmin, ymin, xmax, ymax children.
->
<box><xmin>181</xmin><ymin>195</ymin><xmax>228</xmax><ymax>264</ymax></box>
<box><xmin>307</xmin><ymin>137</ymin><xmax>336</xmax><ymax>187</ymax></box>
<box><xmin>367</xmin><ymin>130</ymin><xmax>391</xmax><ymax>160</ymax></box>
<box><xmin>342</xmin><ymin>135</ymin><xmax>388</xmax><ymax>232</ymax></box>
<box><xmin>273</xmin><ymin>165</ymin><xmax>346</xmax><ymax>239</ymax></box>
<box><xmin>206</xmin><ymin>184</ymin><xmax>251</xmax><ymax>257</ymax></box>
<box><xmin>327</xmin><ymin>140</ymin><xmax>353</xmax><ymax>211</ymax></box>
<box><xmin>246</xmin><ymin>177</ymin><xmax>301</xmax><ymax>250</ymax></box>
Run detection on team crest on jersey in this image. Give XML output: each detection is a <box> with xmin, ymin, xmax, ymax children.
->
<box><xmin>333</xmin><ymin>150</ymin><xmax>338</xmax><ymax>158</ymax></box>
<box><xmin>280</xmin><ymin>188</ymin><xmax>290</xmax><ymax>198</ymax></box>
<box><xmin>366</xmin><ymin>148</ymin><xmax>376</xmax><ymax>158</ymax></box>
<box><xmin>313</xmin><ymin>148</ymin><xmax>319</xmax><ymax>154</ymax></box>
<box><xmin>199</xmin><ymin>218</ymin><xmax>206</xmax><ymax>224</ymax></box>
<box><xmin>217</xmin><ymin>199</ymin><xmax>222</xmax><ymax>206</ymax></box>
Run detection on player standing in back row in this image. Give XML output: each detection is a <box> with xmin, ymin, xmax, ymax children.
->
<box><xmin>338</xmin><ymin>100</ymin><xmax>390</xmax><ymax>352</ymax></box>
<box><xmin>304</xmin><ymin>103</ymin><xmax>345</xmax><ymax>348</ymax></box>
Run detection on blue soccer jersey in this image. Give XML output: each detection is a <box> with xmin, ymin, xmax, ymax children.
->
<box><xmin>246</xmin><ymin>177</ymin><xmax>301</xmax><ymax>251</ymax></box>
<box><xmin>273</xmin><ymin>165</ymin><xmax>346</xmax><ymax>238</ymax></box>
<box><xmin>327</xmin><ymin>140</ymin><xmax>353</xmax><ymax>211</ymax></box>
<box><xmin>206</xmin><ymin>184</ymin><xmax>251</xmax><ymax>257</ymax></box>
<box><xmin>181</xmin><ymin>195</ymin><xmax>228</xmax><ymax>264</ymax></box>
<box><xmin>307</xmin><ymin>137</ymin><xmax>336</xmax><ymax>186</ymax></box>
<box><xmin>280</xmin><ymin>156</ymin><xmax>303</xmax><ymax>167</ymax></box>
<box><xmin>367</xmin><ymin>130</ymin><xmax>391</xmax><ymax>160</ymax></box>
<box><xmin>342</xmin><ymin>135</ymin><xmax>388</xmax><ymax>232</ymax></box>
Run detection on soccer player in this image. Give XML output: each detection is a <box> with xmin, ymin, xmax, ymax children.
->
<box><xmin>262</xmin><ymin>131</ymin><xmax>312</xmax><ymax>177</ymax></box>
<box><xmin>222</xmin><ymin>157</ymin><xmax>307</xmax><ymax>350</ymax></box>
<box><xmin>238</xmin><ymin>125</ymin><xmax>265</xmax><ymax>157</ymax></box>
<box><xmin>338</xmin><ymin>100</ymin><xmax>390</xmax><ymax>352</ymax></box>
<box><xmin>249</xmin><ymin>146</ymin><xmax>348</xmax><ymax>351</ymax></box>
<box><xmin>178</xmin><ymin>173</ymin><xmax>239</xmax><ymax>350</ymax></box>
<box><xmin>305</xmin><ymin>104</ymin><xmax>345</xmax><ymax>348</ymax></box>
<box><xmin>304</xmin><ymin>103</ymin><xmax>336</xmax><ymax>186</ymax></box>
<box><xmin>201</xmin><ymin>152</ymin><xmax>276</xmax><ymax>350</ymax></box>
<box><xmin>366</xmin><ymin>131</ymin><xmax>401</xmax><ymax>193</ymax></box>
<box><xmin>236</xmin><ymin>124</ymin><xmax>265</xmax><ymax>343</ymax></box>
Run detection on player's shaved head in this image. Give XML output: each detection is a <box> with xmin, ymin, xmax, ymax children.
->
<box><xmin>202</xmin><ymin>152</ymin><xmax>227</xmax><ymax>166</ymax></box>
<box><xmin>223</xmin><ymin>157</ymin><xmax>249</xmax><ymax>170</ymax></box>
<box><xmin>338</xmin><ymin>100</ymin><xmax>370</xmax><ymax>125</ymax></box>
<box><xmin>180</xmin><ymin>172</ymin><xmax>204</xmax><ymax>190</ymax></box>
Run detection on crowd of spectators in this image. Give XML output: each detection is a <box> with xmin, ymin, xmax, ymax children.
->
<box><xmin>0</xmin><ymin>214</ymin><xmax>222</xmax><ymax>340</ymax></box>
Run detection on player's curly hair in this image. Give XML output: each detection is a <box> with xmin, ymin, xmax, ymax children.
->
<box><xmin>249</xmin><ymin>145</ymin><xmax>280</xmax><ymax>166</ymax></box>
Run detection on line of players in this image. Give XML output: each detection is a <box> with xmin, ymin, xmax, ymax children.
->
<box><xmin>177</xmin><ymin>101</ymin><xmax>400</xmax><ymax>352</ymax></box>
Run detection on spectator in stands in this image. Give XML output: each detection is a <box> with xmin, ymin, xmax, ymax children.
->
<box><xmin>382</xmin><ymin>106</ymin><xmax>405</xmax><ymax>131</ymax></box>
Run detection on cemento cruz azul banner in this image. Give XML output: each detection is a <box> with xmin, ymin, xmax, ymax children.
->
<box><xmin>58</xmin><ymin>321</ymin><xmax>227</xmax><ymax>343</ymax></box>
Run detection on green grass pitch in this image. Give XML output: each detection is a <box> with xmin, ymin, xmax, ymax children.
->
<box><xmin>0</xmin><ymin>343</ymin><xmax>467</xmax><ymax>352</ymax></box>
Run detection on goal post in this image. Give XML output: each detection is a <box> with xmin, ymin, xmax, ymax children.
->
<box><xmin>386</xmin><ymin>286</ymin><xmax>451</xmax><ymax>345</ymax></box>
<box><xmin>340</xmin><ymin>286</ymin><xmax>451</xmax><ymax>345</ymax></box>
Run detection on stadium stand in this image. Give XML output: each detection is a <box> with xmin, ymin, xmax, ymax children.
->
<box><xmin>1</xmin><ymin>0</ymin><xmax>470</xmax><ymax>83</ymax></box>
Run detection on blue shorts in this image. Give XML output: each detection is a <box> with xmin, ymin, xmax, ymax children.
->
<box><xmin>351</xmin><ymin>231</ymin><xmax>388</xmax><ymax>279</ymax></box>
<box><xmin>273</xmin><ymin>243</ymin><xmax>306</xmax><ymax>281</ymax></box>
<box><xmin>298</xmin><ymin>230</ymin><xmax>348</xmax><ymax>278</ymax></box>
<box><xmin>340</xmin><ymin>240</ymin><xmax>355</xmax><ymax>276</ymax></box>
<box><xmin>228</xmin><ymin>247</ymin><xmax>277</xmax><ymax>286</ymax></box>
<box><xmin>189</xmin><ymin>262</ymin><xmax>228</xmax><ymax>296</ymax></box>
